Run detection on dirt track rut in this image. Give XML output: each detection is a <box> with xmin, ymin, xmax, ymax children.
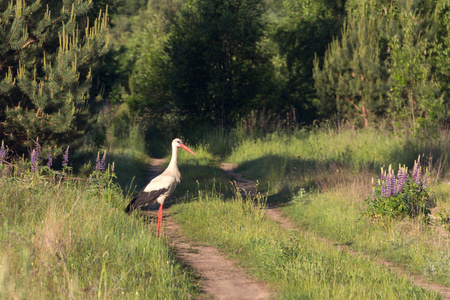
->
<box><xmin>144</xmin><ymin>159</ymin><xmax>450</xmax><ymax>299</ymax></box>
<box><xmin>144</xmin><ymin>159</ymin><xmax>273</xmax><ymax>300</ymax></box>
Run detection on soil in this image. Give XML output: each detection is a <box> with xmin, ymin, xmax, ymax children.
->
<box><xmin>142</xmin><ymin>160</ymin><xmax>273</xmax><ymax>300</ymax></box>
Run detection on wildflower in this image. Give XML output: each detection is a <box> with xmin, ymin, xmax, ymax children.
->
<box><xmin>386</xmin><ymin>165</ymin><xmax>395</xmax><ymax>198</ymax></box>
<box><xmin>0</xmin><ymin>141</ymin><xmax>6</xmax><ymax>164</ymax></box>
<box><xmin>111</xmin><ymin>162</ymin><xmax>115</xmax><ymax>174</ymax></box>
<box><xmin>101</xmin><ymin>151</ymin><xmax>107</xmax><ymax>171</ymax></box>
<box><xmin>30</xmin><ymin>142</ymin><xmax>40</xmax><ymax>172</ymax></box>
<box><xmin>95</xmin><ymin>151</ymin><xmax>107</xmax><ymax>172</ymax></box>
<box><xmin>62</xmin><ymin>146</ymin><xmax>70</xmax><ymax>167</ymax></box>
<box><xmin>412</xmin><ymin>156</ymin><xmax>422</xmax><ymax>186</ymax></box>
<box><xmin>396</xmin><ymin>165</ymin><xmax>407</xmax><ymax>194</ymax></box>
<box><xmin>47</xmin><ymin>152</ymin><xmax>53</xmax><ymax>168</ymax></box>
<box><xmin>95</xmin><ymin>152</ymin><xmax>101</xmax><ymax>171</ymax></box>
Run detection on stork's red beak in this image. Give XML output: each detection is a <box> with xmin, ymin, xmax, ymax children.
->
<box><xmin>180</xmin><ymin>144</ymin><xmax>196</xmax><ymax>155</ymax></box>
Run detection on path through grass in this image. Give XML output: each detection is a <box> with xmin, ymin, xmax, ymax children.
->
<box><xmin>171</xmin><ymin>188</ymin><xmax>440</xmax><ymax>299</ymax></box>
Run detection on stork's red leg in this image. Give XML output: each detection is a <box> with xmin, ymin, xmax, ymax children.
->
<box><xmin>157</xmin><ymin>203</ymin><xmax>164</xmax><ymax>237</ymax></box>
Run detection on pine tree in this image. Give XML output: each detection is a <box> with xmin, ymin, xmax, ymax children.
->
<box><xmin>384</xmin><ymin>0</ymin><xmax>443</xmax><ymax>133</ymax></box>
<box><xmin>167</xmin><ymin>0</ymin><xmax>274</xmax><ymax>130</ymax></box>
<box><xmin>313</xmin><ymin>0</ymin><xmax>389</xmax><ymax>127</ymax></box>
<box><xmin>0</xmin><ymin>0</ymin><xmax>109</xmax><ymax>153</ymax></box>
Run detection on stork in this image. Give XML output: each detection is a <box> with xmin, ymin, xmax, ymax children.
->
<box><xmin>125</xmin><ymin>138</ymin><xmax>196</xmax><ymax>236</ymax></box>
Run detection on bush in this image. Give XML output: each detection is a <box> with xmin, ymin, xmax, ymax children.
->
<box><xmin>364</xmin><ymin>156</ymin><xmax>434</xmax><ymax>222</ymax></box>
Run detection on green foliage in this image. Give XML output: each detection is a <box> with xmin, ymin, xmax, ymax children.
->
<box><xmin>313</xmin><ymin>0</ymin><xmax>389</xmax><ymax>127</ymax></box>
<box><xmin>167</xmin><ymin>0</ymin><xmax>276</xmax><ymax>130</ymax></box>
<box><xmin>385</xmin><ymin>0</ymin><xmax>444</xmax><ymax>134</ymax></box>
<box><xmin>274</xmin><ymin>0</ymin><xmax>346</xmax><ymax>123</ymax></box>
<box><xmin>433</xmin><ymin>0</ymin><xmax>450</xmax><ymax>108</ymax></box>
<box><xmin>125</xmin><ymin>2</ymin><xmax>173</xmax><ymax>123</ymax></box>
<box><xmin>0</xmin><ymin>162</ymin><xmax>198</xmax><ymax>298</ymax></box>
<box><xmin>0</xmin><ymin>0</ymin><xmax>109</xmax><ymax>153</ymax></box>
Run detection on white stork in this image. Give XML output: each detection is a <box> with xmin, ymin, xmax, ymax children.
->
<box><xmin>125</xmin><ymin>138</ymin><xmax>196</xmax><ymax>236</ymax></box>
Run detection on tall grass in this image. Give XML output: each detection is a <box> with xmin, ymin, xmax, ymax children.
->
<box><xmin>285</xmin><ymin>178</ymin><xmax>450</xmax><ymax>287</ymax></box>
<box><xmin>0</xmin><ymin>169</ymin><xmax>198</xmax><ymax>299</ymax></box>
<box><xmin>227</xmin><ymin>127</ymin><xmax>449</xmax><ymax>183</ymax></box>
<box><xmin>171</xmin><ymin>188</ymin><xmax>440</xmax><ymax>299</ymax></box>
<box><xmin>221</xmin><ymin>125</ymin><xmax>450</xmax><ymax>288</ymax></box>
<box><xmin>75</xmin><ymin>120</ymin><xmax>152</xmax><ymax>191</ymax></box>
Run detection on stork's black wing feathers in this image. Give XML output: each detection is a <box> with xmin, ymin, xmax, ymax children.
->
<box><xmin>125</xmin><ymin>188</ymin><xmax>168</xmax><ymax>215</ymax></box>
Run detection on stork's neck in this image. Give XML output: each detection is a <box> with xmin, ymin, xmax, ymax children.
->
<box><xmin>167</xmin><ymin>144</ymin><xmax>179</xmax><ymax>172</ymax></box>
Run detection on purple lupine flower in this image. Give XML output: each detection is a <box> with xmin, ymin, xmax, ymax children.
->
<box><xmin>62</xmin><ymin>146</ymin><xmax>70</xmax><ymax>167</ymax></box>
<box><xmin>396</xmin><ymin>166</ymin><xmax>407</xmax><ymax>194</ymax></box>
<box><xmin>100</xmin><ymin>151</ymin><xmax>107</xmax><ymax>171</ymax></box>
<box><xmin>0</xmin><ymin>141</ymin><xmax>6</xmax><ymax>164</ymax></box>
<box><xmin>47</xmin><ymin>152</ymin><xmax>53</xmax><ymax>168</ymax></box>
<box><xmin>390</xmin><ymin>168</ymin><xmax>396</xmax><ymax>197</ymax></box>
<box><xmin>386</xmin><ymin>173</ymin><xmax>393</xmax><ymax>198</ymax></box>
<box><xmin>95</xmin><ymin>151</ymin><xmax>107</xmax><ymax>172</ymax></box>
<box><xmin>95</xmin><ymin>152</ymin><xmax>101</xmax><ymax>171</ymax></box>
<box><xmin>30</xmin><ymin>142</ymin><xmax>40</xmax><ymax>172</ymax></box>
<box><xmin>412</xmin><ymin>156</ymin><xmax>422</xmax><ymax>186</ymax></box>
<box><xmin>381</xmin><ymin>181</ymin><xmax>387</xmax><ymax>198</ymax></box>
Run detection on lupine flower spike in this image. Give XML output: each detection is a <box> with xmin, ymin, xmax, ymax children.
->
<box><xmin>101</xmin><ymin>151</ymin><xmax>107</xmax><ymax>171</ymax></box>
<box><xmin>62</xmin><ymin>146</ymin><xmax>70</xmax><ymax>167</ymax></box>
<box><xmin>30</xmin><ymin>142</ymin><xmax>40</xmax><ymax>172</ymax></box>
<box><xmin>0</xmin><ymin>141</ymin><xmax>6</xmax><ymax>164</ymax></box>
<box><xmin>47</xmin><ymin>152</ymin><xmax>53</xmax><ymax>168</ymax></box>
<box><xmin>95</xmin><ymin>151</ymin><xmax>107</xmax><ymax>172</ymax></box>
<box><xmin>95</xmin><ymin>152</ymin><xmax>101</xmax><ymax>171</ymax></box>
<box><xmin>412</xmin><ymin>155</ymin><xmax>422</xmax><ymax>186</ymax></box>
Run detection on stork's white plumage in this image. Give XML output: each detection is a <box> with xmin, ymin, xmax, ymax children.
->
<box><xmin>125</xmin><ymin>138</ymin><xmax>196</xmax><ymax>236</ymax></box>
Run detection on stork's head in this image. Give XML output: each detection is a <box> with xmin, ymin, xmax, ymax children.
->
<box><xmin>172</xmin><ymin>138</ymin><xmax>196</xmax><ymax>155</ymax></box>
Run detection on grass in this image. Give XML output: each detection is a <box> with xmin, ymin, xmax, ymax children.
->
<box><xmin>221</xmin><ymin>126</ymin><xmax>450</xmax><ymax>288</ymax></box>
<box><xmin>284</xmin><ymin>179</ymin><xmax>450</xmax><ymax>286</ymax></box>
<box><xmin>0</xmin><ymin>168</ymin><xmax>199</xmax><ymax>299</ymax></box>
<box><xmin>227</xmin><ymin>127</ymin><xmax>449</xmax><ymax>189</ymax></box>
<box><xmin>171</xmin><ymin>188</ymin><xmax>440</xmax><ymax>299</ymax></box>
<box><xmin>2</xmin><ymin>124</ymin><xmax>449</xmax><ymax>299</ymax></box>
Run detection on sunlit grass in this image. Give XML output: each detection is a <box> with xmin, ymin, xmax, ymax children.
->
<box><xmin>171</xmin><ymin>187</ymin><xmax>440</xmax><ymax>299</ymax></box>
<box><xmin>284</xmin><ymin>178</ymin><xmax>450</xmax><ymax>287</ymax></box>
<box><xmin>0</xmin><ymin>171</ymin><xmax>198</xmax><ymax>299</ymax></box>
<box><xmin>220</xmin><ymin>126</ymin><xmax>450</xmax><ymax>290</ymax></box>
<box><xmin>227</xmin><ymin>127</ymin><xmax>450</xmax><ymax>186</ymax></box>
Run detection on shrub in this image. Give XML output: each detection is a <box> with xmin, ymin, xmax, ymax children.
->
<box><xmin>364</xmin><ymin>156</ymin><xmax>433</xmax><ymax>222</ymax></box>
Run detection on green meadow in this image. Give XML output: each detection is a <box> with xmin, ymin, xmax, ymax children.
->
<box><xmin>1</xmin><ymin>126</ymin><xmax>449</xmax><ymax>299</ymax></box>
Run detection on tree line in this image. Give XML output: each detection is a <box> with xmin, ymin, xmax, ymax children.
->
<box><xmin>1</xmin><ymin>0</ymin><xmax>449</xmax><ymax>154</ymax></box>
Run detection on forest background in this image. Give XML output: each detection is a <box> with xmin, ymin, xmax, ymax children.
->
<box><xmin>1</xmin><ymin>0</ymin><xmax>450</xmax><ymax>161</ymax></box>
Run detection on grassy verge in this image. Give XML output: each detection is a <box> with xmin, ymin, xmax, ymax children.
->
<box><xmin>227</xmin><ymin>128</ymin><xmax>449</xmax><ymax>191</ymax></box>
<box><xmin>224</xmin><ymin>126</ymin><xmax>450</xmax><ymax>288</ymax></box>
<box><xmin>171</xmin><ymin>188</ymin><xmax>440</xmax><ymax>299</ymax></box>
<box><xmin>284</xmin><ymin>179</ymin><xmax>450</xmax><ymax>287</ymax></box>
<box><xmin>0</xmin><ymin>170</ymin><xmax>198</xmax><ymax>299</ymax></box>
